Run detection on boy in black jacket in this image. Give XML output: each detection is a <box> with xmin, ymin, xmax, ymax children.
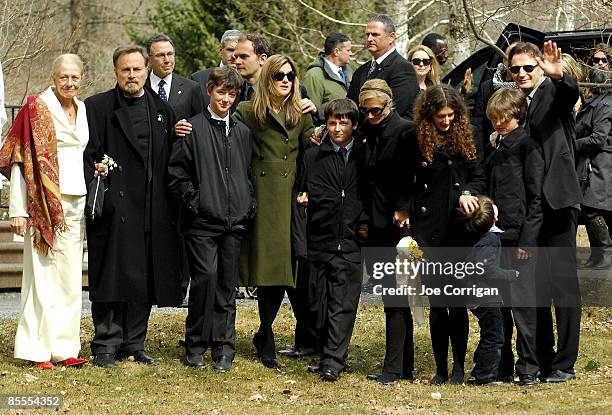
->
<box><xmin>464</xmin><ymin>196</ymin><xmax>519</xmax><ymax>385</ymax></box>
<box><xmin>484</xmin><ymin>87</ymin><xmax>545</xmax><ymax>385</ymax></box>
<box><xmin>167</xmin><ymin>67</ymin><xmax>255</xmax><ymax>371</ymax></box>
<box><xmin>297</xmin><ymin>98</ymin><xmax>365</xmax><ymax>381</ymax></box>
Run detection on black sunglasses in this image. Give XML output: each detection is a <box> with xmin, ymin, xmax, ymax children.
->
<box><xmin>593</xmin><ymin>57</ymin><xmax>608</xmax><ymax>64</ymax></box>
<box><xmin>412</xmin><ymin>58</ymin><xmax>431</xmax><ymax>66</ymax></box>
<box><xmin>359</xmin><ymin>102</ymin><xmax>388</xmax><ymax>116</ymax></box>
<box><xmin>272</xmin><ymin>71</ymin><xmax>296</xmax><ymax>82</ymax></box>
<box><xmin>509</xmin><ymin>64</ymin><xmax>538</xmax><ymax>74</ymax></box>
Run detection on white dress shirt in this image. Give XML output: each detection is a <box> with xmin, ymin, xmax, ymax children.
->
<box><xmin>150</xmin><ymin>72</ymin><xmax>172</xmax><ymax>98</ymax></box>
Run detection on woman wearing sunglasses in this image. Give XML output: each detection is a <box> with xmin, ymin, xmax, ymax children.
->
<box><xmin>358</xmin><ymin>79</ymin><xmax>417</xmax><ymax>385</ymax></box>
<box><xmin>235</xmin><ymin>55</ymin><xmax>314</xmax><ymax>369</ymax></box>
<box><xmin>410</xmin><ymin>85</ymin><xmax>485</xmax><ymax>385</ymax></box>
<box><xmin>407</xmin><ymin>45</ymin><xmax>440</xmax><ymax>92</ymax></box>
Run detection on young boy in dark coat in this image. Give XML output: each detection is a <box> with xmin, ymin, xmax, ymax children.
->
<box><xmin>464</xmin><ymin>196</ymin><xmax>519</xmax><ymax>385</ymax></box>
<box><xmin>167</xmin><ymin>67</ymin><xmax>255</xmax><ymax>371</ymax></box>
<box><xmin>484</xmin><ymin>87</ymin><xmax>545</xmax><ymax>386</ymax></box>
<box><xmin>297</xmin><ymin>98</ymin><xmax>365</xmax><ymax>382</ymax></box>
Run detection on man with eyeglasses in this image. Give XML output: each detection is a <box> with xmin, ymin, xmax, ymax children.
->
<box><xmin>145</xmin><ymin>34</ymin><xmax>204</xmax><ymax>309</ymax></box>
<box><xmin>146</xmin><ymin>34</ymin><xmax>203</xmax><ymax>122</ymax></box>
<box><xmin>508</xmin><ymin>41</ymin><xmax>582</xmax><ymax>384</ymax></box>
<box><xmin>302</xmin><ymin>32</ymin><xmax>353</xmax><ymax>123</ymax></box>
<box><xmin>346</xmin><ymin>14</ymin><xmax>419</xmax><ymax>119</ymax></box>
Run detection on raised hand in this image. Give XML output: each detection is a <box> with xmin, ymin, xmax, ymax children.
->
<box><xmin>536</xmin><ymin>41</ymin><xmax>563</xmax><ymax>80</ymax></box>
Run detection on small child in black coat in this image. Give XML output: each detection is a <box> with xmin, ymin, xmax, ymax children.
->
<box><xmin>464</xmin><ymin>196</ymin><xmax>519</xmax><ymax>385</ymax></box>
<box><xmin>297</xmin><ymin>98</ymin><xmax>366</xmax><ymax>382</ymax></box>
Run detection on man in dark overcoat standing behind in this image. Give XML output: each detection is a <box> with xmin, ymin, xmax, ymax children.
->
<box><xmin>84</xmin><ymin>45</ymin><xmax>181</xmax><ymax>368</ymax></box>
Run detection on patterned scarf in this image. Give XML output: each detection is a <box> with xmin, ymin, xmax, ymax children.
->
<box><xmin>0</xmin><ymin>95</ymin><xmax>66</xmax><ymax>255</ymax></box>
<box><xmin>492</xmin><ymin>63</ymin><xmax>518</xmax><ymax>90</ymax></box>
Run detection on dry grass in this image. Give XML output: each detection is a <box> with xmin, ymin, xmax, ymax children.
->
<box><xmin>0</xmin><ymin>303</ymin><xmax>610</xmax><ymax>414</ymax></box>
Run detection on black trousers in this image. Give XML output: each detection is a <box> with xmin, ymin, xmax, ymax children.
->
<box><xmin>184</xmin><ymin>233</ymin><xmax>240</xmax><ymax>360</ymax></box>
<box><xmin>293</xmin><ymin>257</ymin><xmax>321</xmax><ymax>351</ymax></box>
<box><xmin>499</xmin><ymin>241</ymin><xmax>539</xmax><ymax>377</ymax></box>
<box><xmin>471</xmin><ymin>306</ymin><xmax>504</xmax><ymax>382</ymax></box>
<box><xmin>91</xmin><ymin>302</ymin><xmax>152</xmax><ymax>355</ymax></box>
<box><xmin>382</xmin><ymin>307</ymin><xmax>414</xmax><ymax>377</ymax></box>
<box><xmin>310</xmin><ymin>255</ymin><xmax>361</xmax><ymax>372</ymax></box>
<box><xmin>254</xmin><ymin>270</ymin><xmax>319</xmax><ymax>360</ymax></box>
<box><xmin>536</xmin><ymin>205</ymin><xmax>581</xmax><ymax>374</ymax></box>
<box><xmin>429</xmin><ymin>302</ymin><xmax>469</xmax><ymax>377</ymax></box>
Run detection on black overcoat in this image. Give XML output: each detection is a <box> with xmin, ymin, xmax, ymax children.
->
<box><xmin>576</xmin><ymin>91</ymin><xmax>612</xmax><ymax>211</ymax></box>
<box><xmin>83</xmin><ymin>85</ymin><xmax>181</xmax><ymax>306</ymax></box>
<box><xmin>409</xmin><ymin>148</ymin><xmax>485</xmax><ymax>248</ymax></box>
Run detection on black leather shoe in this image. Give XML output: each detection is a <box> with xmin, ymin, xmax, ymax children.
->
<box><xmin>368</xmin><ymin>372</ymin><xmax>398</xmax><ymax>385</ymax></box>
<box><xmin>321</xmin><ymin>368</ymin><xmax>340</xmax><ymax>382</ymax></box>
<box><xmin>185</xmin><ymin>353</ymin><xmax>205</xmax><ymax>368</ymax></box>
<box><xmin>540</xmin><ymin>369</ymin><xmax>576</xmax><ymax>383</ymax></box>
<box><xmin>260</xmin><ymin>356</ymin><xmax>279</xmax><ymax>368</ymax></box>
<box><xmin>212</xmin><ymin>356</ymin><xmax>232</xmax><ymax>372</ymax></box>
<box><xmin>516</xmin><ymin>374</ymin><xmax>536</xmax><ymax>386</ymax></box>
<box><xmin>466</xmin><ymin>377</ymin><xmax>503</xmax><ymax>385</ymax></box>
<box><xmin>497</xmin><ymin>374</ymin><xmax>514</xmax><ymax>383</ymax></box>
<box><xmin>278</xmin><ymin>346</ymin><xmax>297</xmax><ymax>356</ymax></box>
<box><xmin>308</xmin><ymin>363</ymin><xmax>321</xmax><ymax>373</ymax></box>
<box><xmin>430</xmin><ymin>374</ymin><xmax>448</xmax><ymax>385</ymax></box>
<box><xmin>132</xmin><ymin>350</ymin><xmax>158</xmax><ymax>365</ymax></box>
<box><xmin>93</xmin><ymin>353</ymin><xmax>116</xmax><ymax>368</ymax></box>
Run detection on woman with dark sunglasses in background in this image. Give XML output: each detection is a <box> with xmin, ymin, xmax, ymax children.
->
<box><xmin>235</xmin><ymin>55</ymin><xmax>315</xmax><ymax>369</ymax></box>
<box><xmin>358</xmin><ymin>79</ymin><xmax>418</xmax><ymax>385</ymax></box>
<box><xmin>407</xmin><ymin>45</ymin><xmax>440</xmax><ymax>92</ymax></box>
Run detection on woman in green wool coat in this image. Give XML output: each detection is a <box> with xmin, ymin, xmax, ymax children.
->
<box><xmin>236</xmin><ymin>54</ymin><xmax>314</xmax><ymax>369</ymax></box>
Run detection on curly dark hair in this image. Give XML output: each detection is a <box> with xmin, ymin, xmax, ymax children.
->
<box><xmin>413</xmin><ymin>84</ymin><xmax>477</xmax><ymax>163</ymax></box>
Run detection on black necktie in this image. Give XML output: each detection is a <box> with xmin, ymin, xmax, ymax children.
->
<box><xmin>367</xmin><ymin>60</ymin><xmax>378</xmax><ymax>77</ymax></box>
<box><xmin>246</xmin><ymin>85</ymin><xmax>255</xmax><ymax>100</ymax></box>
<box><xmin>339</xmin><ymin>147</ymin><xmax>348</xmax><ymax>164</ymax></box>
<box><xmin>158</xmin><ymin>79</ymin><xmax>168</xmax><ymax>102</ymax></box>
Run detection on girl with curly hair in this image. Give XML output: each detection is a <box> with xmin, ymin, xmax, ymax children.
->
<box><xmin>410</xmin><ymin>84</ymin><xmax>485</xmax><ymax>385</ymax></box>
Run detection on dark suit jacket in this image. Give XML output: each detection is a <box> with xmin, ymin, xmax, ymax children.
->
<box><xmin>471</xmin><ymin>79</ymin><xmax>495</xmax><ymax>158</ymax></box>
<box><xmin>147</xmin><ymin>73</ymin><xmax>203</xmax><ymax>121</ymax></box>
<box><xmin>84</xmin><ymin>85</ymin><xmax>181</xmax><ymax>306</ymax></box>
<box><xmin>524</xmin><ymin>75</ymin><xmax>582</xmax><ymax>210</ymax></box>
<box><xmin>347</xmin><ymin>49</ymin><xmax>419</xmax><ymax>119</ymax></box>
<box><xmin>191</xmin><ymin>67</ymin><xmax>214</xmax><ymax>109</ymax></box>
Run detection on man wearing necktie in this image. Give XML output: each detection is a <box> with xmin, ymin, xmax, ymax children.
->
<box><xmin>145</xmin><ymin>34</ymin><xmax>204</xmax><ymax>307</ymax></box>
<box><xmin>303</xmin><ymin>32</ymin><xmax>354</xmax><ymax>123</ymax></box>
<box><xmin>509</xmin><ymin>41</ymin><xmax>582</xmax><ymax>384</ymax></box>
<box><xmin>346</xmin><ymin>14</ymin><xmax>419</xmax><ymax>120</ymax></box>
<box><xmin>146</xmin><ymin>34</ymin><xmax>203</xmax><ymax>121</ymax></box>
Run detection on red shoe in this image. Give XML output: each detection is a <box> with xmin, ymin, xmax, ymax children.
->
<box><xmin>58</xmin><ymin>357</ymin><xmax>88</xmax><ymax>367</ymax></box>
<box><xmin>33</xmin><ymin>361</ymin><xmax>56</xmax><ymax>370</ymax></box>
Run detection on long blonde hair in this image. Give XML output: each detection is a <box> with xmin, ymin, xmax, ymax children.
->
<box><xmin>407</xmin><ymin>45</ymin><xmax>440</xmax><ymax>86</ymax></box>
<box><xmin>252</xmin><ymin>54</ymin><xmax>303</xmax><ymax>129</ymax></box>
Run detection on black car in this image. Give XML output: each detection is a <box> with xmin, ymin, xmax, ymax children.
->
<box><xmin>443</xmin><ymin>23</ymin><xmax>612</xmax><ymax>109</ymax></box>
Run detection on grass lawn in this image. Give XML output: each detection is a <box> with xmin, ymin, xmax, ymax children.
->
<box><xmin>0</xmin><ymin>303</ymin><xmax>610</xmax><ymax>414</ymax></box>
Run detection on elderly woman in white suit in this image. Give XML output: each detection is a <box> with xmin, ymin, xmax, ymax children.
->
<box><xmin>0</xmin><ymin>54</ymin><xmax>91</xmax><ymax>369</ymax></box>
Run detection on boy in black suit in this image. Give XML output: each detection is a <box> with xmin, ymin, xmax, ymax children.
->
<box><xmin>297</xmin><ymin>98</ymin><xmax>365</xmax><ymax>381</ymax></box>
<box><xmin>464</xmin><ymin>196</ymin><xmax>519</xmax><ymax>385</ymax></box>
<box><xmin>167</xmin><ymin>67</ymin><xmax>255</xmax><ymax>372</ymax></box>
<box><xmin>484</xmin><ymin>87</ymin><xmax>545</xmax><ymax>386</ymax></box>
